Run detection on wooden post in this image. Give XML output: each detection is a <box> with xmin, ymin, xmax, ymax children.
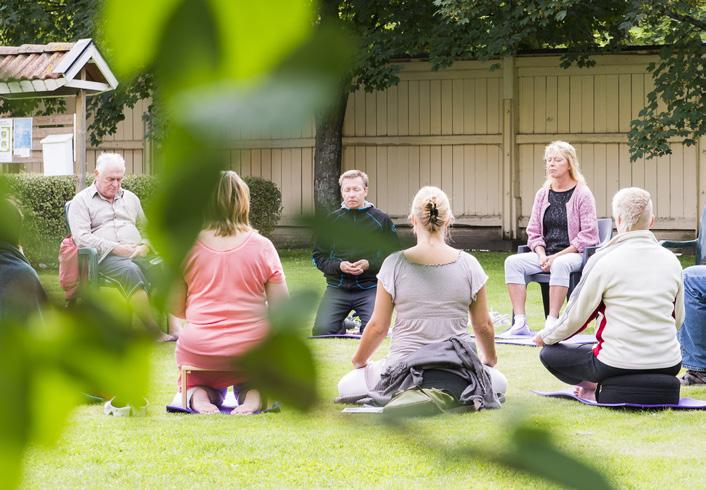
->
<box><xmin>694</xmin><ymin>136</ymin><xmax>706</xmax><ymax>225</ymax></box>
<box><xmin>75</xmin><ymin>78</ymin><xmax>87</xmax><ymax>192</ymax></box>
<box><xmin>502</xmin><ymin>56</ymin><xmax>518</xmax><ymax>239</ymax></box>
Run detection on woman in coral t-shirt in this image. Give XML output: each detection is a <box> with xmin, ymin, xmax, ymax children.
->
<box><xmin>173</xmin><ymin>171</ymin><xmax>288</xmax><ymax>414</ymax></box>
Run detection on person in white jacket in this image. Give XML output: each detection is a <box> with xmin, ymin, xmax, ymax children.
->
<box><xmin>533</xmin><ymin>187</ymin><xmax>684</xmax><ymax>400</ymax></box>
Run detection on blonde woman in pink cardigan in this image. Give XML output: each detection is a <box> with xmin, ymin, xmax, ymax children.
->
<box><xmin>502</xmin><ymin>141</ymin><xmax>598</xmax><ymax>336</ymax></box>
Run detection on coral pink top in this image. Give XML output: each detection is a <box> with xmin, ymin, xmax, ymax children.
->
<box><xmin>175</xmin><ymin>231</ymin><xmax>285</xmax><ymax>372</ymax></box>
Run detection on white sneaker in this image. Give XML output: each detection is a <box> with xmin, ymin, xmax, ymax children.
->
<box><xmin>497</xmin><ymin>320</ymin><xmax>532</xmax><ymax>338</ymax></box>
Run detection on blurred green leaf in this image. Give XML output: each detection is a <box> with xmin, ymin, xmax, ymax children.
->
<box><xmin>267</xmin><ymin>290</ymin><xmax>320</xmax><ymax>333</ymax></box>
<box><xmin>175</xmin><ymin>24</ymin><xmax>355</xmax><ymax>139</ymax></box>
<box><xmin>152</xmin><ymin>0</ymin><xmax>221</xmax><ymax>102</ymax></box>
<box><xmin>235</xmin><ymin>330</ymin><xmax>318</xmax><ymax>411</ymax></box>
<box><xmin>211</xmin><ymin>0</ymin><xmax>312</xmax><ymax>81</ymax></box>
<box><xmin>499</xmin><ymin>423</ymin><xmax>614</xmax><ymax>490</ymax></box>
<box><xmin>100</xmin><ymin>0</ymin><xmax>183</xmax><ymax>79</ymax></box>
<box><xmin>299</xmin><ymin>212</ymin><xmax>400</xmax><ymax>257</ymax></box>
<box><xmin>29</xmin><ymin>370</ymin><xmax>82</xmax><ymax>446</ymax></box>
<box><xmin>234</xmin><ymin>291</ymin><xmax>319</xmax><ymax>411</ymax></box>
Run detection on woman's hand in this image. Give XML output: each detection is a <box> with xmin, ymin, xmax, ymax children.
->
<box><xmin>352</xmin><ymin>357</ymin><xmax>367</xmax><ymax>369</ymax></box>
<box><xmin>533</xmin><ymin>334</ymin><xmax>545</xmax><ymax>346</ymax></box>
<box><xmin>479</xmin><ymin>353</ymin><xmax>497</xmax><ymax>368</ymax></box>
<box><xmin>540</xmin><ymin>254</ymin><xmax>555</xmax><ymax>272</ymax></box>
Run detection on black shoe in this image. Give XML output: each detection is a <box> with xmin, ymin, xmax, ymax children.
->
<box><xmin>681</xmin><ymin>370</ymin><xmax>706</xmax><ymax>386</ymax></box>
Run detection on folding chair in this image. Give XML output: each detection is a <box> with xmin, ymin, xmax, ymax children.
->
<box><xmin>517</xmin><ymin>217</ymin><xmax>613</xmax><ymax>317</ymax></box>
<box><xmin>660</xmin><ymin>205</ymin><xmax>706</xmax><ymax>265</ymax></box>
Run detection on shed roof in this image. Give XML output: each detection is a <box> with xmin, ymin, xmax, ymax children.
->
<box><xmin>0</xmin><ymin>39</ymin><xmax>118</xmax><ymax>98</ymax></box>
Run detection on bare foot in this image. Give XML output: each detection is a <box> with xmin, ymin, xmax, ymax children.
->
<box><xmin>231</xmin><ymin>389</ymin><xmax>262</xmax><ymax>415</ymax></box>
<box><xmin>190</xmin><ymin>387</ymin><xmax>220</xmax><ymax>414</ymax></box>
<box><xmin>574</xmin><ymin>381</ymin><xmax>598</xmax><ymax>401</ymax></box>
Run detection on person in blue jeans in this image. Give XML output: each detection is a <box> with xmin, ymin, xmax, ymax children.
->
<box><xmin>680</xmin><ymin>266</ymin><xmax>706</xmax><ymax>385</ymax></box>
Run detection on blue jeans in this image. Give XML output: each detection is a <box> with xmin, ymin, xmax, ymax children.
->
<box><xmin>680</xmin><ymin>266</ymin><xmax>706</xmax><ymax>372</ymax></box>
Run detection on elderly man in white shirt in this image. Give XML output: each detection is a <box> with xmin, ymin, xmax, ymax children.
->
<box><xmin>533</xmin><ymin>187</ymin><xmax>684</xmax><ymax>400</ymax></box>
<box><xmin>68</xmin><ymin>152</ymin><xmax>177</xmax><ymax>340</ymax></box>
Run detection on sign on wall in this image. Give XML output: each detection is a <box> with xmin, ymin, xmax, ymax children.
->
<box><xmin>13</xmin><ymin>117</ymin><xmax>32</xmax><ymax>158</ymax></box>
<box><xmin>0</xmin><ymin>118</ymin><xmax>12</xmax><ymax>162</ymax></box>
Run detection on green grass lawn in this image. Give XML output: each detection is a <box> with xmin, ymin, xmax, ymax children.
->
<box><xmin>24</xmin><ymin>250</ymin><xmax>706</xmax><ymax>489</ymax></box>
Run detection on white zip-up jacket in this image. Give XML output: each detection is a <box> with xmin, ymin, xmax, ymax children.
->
<box><xmin>539</xmin><ymin>230</ymin><xmax>684</xmax><ymax>370</ymax></box>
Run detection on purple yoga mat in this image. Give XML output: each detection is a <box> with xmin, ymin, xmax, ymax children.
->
<box><xmin>492</xmin><ymin>333</ymin><xmax>596</xmax><ymax>346</ymax></box>
<box><xmin>533</xmin><ymin>388</ymin><xmax>706</xmax><ymax>409</ymax></box>
<box><xmin>166</xmin><ymin>402</ymin><xmax>280</xmax><ymax>415</ymax></box>
<box><xmin>165</xmin><ymin>388</ymin><xmax>281</xmax><ymax>414</ymax></box>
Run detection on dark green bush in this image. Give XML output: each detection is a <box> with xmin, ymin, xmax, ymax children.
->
<box><xmin>244</xmin><ymin>176</ymin><xmax>282</xmax><ymax>238</ymax></box>
<box><xmin>4</xmin><ymin>175</ymin><xmax>75</xmax><ymax>267</ymax></box>
<box><xmin>2</xmin><ymin>173</ymin><xmax>283</xmax><ymax>267</ymax></box>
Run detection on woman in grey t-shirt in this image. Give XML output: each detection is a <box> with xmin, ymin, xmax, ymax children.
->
<box><xmin>338</xmin><ymin>186</ymin><xmax>507</xmax><ymax>400</ymax></box>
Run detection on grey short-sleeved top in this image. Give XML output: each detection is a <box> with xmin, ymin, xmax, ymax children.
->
<box><xmin>377</xmin><ymin>250</ymin><xmax>489</xmax><ymax>366</ymax></box>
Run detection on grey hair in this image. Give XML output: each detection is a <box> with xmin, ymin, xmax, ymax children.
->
<box><xmin>612</xmin><ymin>187</ymin><xmax>653</xmax><ymax>233</ymax></box>
<box><xmin>96</xmin><ymin>152</ymin><xmax>126</xmax><ymax>174</ymax></box>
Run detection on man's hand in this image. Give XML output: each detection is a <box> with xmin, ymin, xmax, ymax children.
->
<box><xmin>533</xmin><ymin>334</ymin><xmax>545</xmax><ymax>347</ymax></box>
<box><xmin>340</xmin><ymin>260</ymin><xmax>366</xmax><ymax>276</ymax></box>
<box><xmin>130</xmin><ymin>244</ymin><xmax>150</xmax><ymax>259</ymax></box>
<box><xmin>351</xmin><ymin>259</ymin><xmax>369</xmax><ymax>272</ymax></box>
<box><xmin>112</xmin><ymin>244</ymin><xmax>136</xmax><ymax>257</ymax></box>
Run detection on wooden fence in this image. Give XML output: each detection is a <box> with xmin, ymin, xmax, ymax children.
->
<box><xmin>4</xmin><ymin>52</ymin><xmax>705</xmax><ymax>237</ymax></box>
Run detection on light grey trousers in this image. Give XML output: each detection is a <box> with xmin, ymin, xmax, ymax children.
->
<box><xmin>504</xmin><ymin>252</ymin><xmax>582</xmax><ymax>287</ymax></box>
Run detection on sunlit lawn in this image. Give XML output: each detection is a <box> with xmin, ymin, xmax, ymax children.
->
<box><xmin>25</xmin><ymin>250</ymin><xmax>706</xmax><ymax>488</ymax></box>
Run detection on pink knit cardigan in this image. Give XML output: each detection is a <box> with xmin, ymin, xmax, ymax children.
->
<box><xmin>526</xmin><ymin>184</ymin><xmax>599</xmax><ymax>253</ymax></box>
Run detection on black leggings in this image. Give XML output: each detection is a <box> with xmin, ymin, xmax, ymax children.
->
<box><xmin>540</xmin><ymin>344</ymin><xmax>681</xmax><ymax>385</ymax></box>
<box><xmin>421</xmin><ymin>369</ymin><xmax>468</xmax><ymax>400</ymax></box>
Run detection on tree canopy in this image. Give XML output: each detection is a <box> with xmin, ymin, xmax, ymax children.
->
<box><xmin>434</xmin><ymin>0</ymin><xmax>706</xmax><ymax>160</ymax></box>
<box><xmin>0</xmin><ymin>0</ymin><xmax>154</xmax><ymax>146</ymax></box>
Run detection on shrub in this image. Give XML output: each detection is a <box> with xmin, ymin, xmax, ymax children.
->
<box><xmin>1</xmin><ymin>174</ymin><xmax>283</xmax><ymax>267</ymax></box>
<box><xmin>244</xmin><ymin>176</ymin><xmax>282</xmax><ymax>238</ymax></box>
<box><xmin>4</xmin><ymin>175</ymin><xmax>75</xmax><ymax>267</ymax></box>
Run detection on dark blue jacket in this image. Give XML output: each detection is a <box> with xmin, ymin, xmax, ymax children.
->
<box><xmin>312</xmin><ymin>204</ymin><xmax>398</xmax><ymax>290</ymax></box>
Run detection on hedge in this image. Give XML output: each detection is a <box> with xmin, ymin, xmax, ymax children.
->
<box><xmin>2</xmin><ymin>174</ymin><xmax>282</xmax><ymax>267</ymax></box>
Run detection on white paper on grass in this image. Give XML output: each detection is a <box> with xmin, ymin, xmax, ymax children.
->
<box><xmin>341</xmin><ymin>406</ymin><xmax>383</xmax><ymax>414</ymax></box>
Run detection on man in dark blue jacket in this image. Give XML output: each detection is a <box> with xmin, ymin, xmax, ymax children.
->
<box><xmin>312</xmin><ymin>170</ymin><xmax>398</xmax><ymax>335</ymax></box>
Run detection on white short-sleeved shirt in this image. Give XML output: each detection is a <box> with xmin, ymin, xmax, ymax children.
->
<box><xmin>377</xmin><ymin>250</ymin><xmax>488</xmax><ymax>366</ymax></box>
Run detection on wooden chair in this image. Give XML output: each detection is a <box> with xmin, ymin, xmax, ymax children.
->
<box><xmin>517</xmin><ymin>217</ymin><xmax>613</xmax><ymax>317</ymax></box>
<box><xmin>180</xmin><ymin>365</ymin><xmax>274</xmax><ymax>412</ymax></box>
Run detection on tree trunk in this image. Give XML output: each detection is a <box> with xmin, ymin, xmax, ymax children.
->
<box><xmin>314</xmin><ymin>89</ymin><xmax>349</xmax><ymax>213</ymax></box>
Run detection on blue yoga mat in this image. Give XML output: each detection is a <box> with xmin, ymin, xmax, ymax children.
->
<box><xmin>533</xmin><ymin>388</ymin><xmax>706</xmax><ymax>409</ymax></box>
